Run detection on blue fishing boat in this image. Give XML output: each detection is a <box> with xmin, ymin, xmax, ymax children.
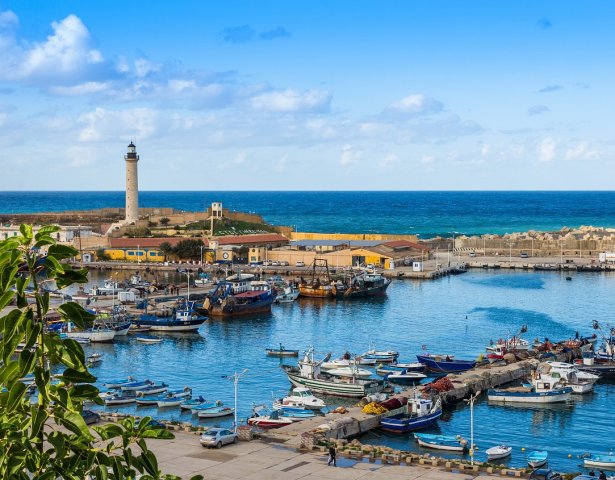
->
<box><xmin>527</xmin><ymin>450</ymin><xmax>548</xmax><ymax>468</ymax></box>
<box><xmin>380</xmin><ymin>396</ymin><xmax>442</xmax><ymax>433</ymax></box>
<box><xmin>134</xmin><ymin>383</ymin><xmax>168</xmax><ymax>396</ymax></box>
<box><xmin>189</xmin><ymin>401</ymin><xmax>224</xmax><ymax>415</ymax></box>
<box><xmin>103</xmin><ymin>377</ymin><xmax>136</xmax><ymax>389</ymax></box>
<box><xmin>197</xmin><ymin>406</ymin><xmax>235</xmax><ymax>418</ymax></box>
<box><xmin>135</xmin><ymin>387</ymin><xmax>192</xmax><ymax>406</ymax></box>
<box><xmin>136</xmin><ymin>300</ymin><xmax>206</xmax><ymax>332</ymax></box>
<box><xmin>414</xmin><ymin>433</ymin><xmax>468</xmax><ymax>452</ymax></box>
<box><xmin>277</xmin><ymin>407</ymin><xmax>317</xmax><ymax>421</ymax></box>
<box><xmin>179</xmin><ymin>396</ymin><xmax>207</xmax><ymax>410</ymax></box>
<box><xmin>487</xmin><ymin>380</ymin><xmax>572</xmax><ymax>404</ymax></box>
<box><xmin>416</xmin><ymin>354</ymin><xmax>476</xmax><ymax>373</ymax></box>
<box><xmin>120</xmin><ymin>379</ymin><xmax>154</xmax><ymax>392</ymax></box>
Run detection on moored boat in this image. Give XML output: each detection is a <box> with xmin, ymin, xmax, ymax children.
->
<box><xmin>380</xmin><ymin>396</ymin><xmax>442</xmax><ymax>433</ymax></box>
<box><xmin>385</xmin><ymin>369</ymin><xmax>427</xmax><ymax>385</ymax></box>
<box><xmin>120</xmin><ymin>380</ymin><xmax>154</xmax><ymax>392</ymax></box>
<box><xmin>272</xmin><ymin>387</ymin><xmax>326</xmax><ymax>410</ymax></box>
<box><xmin>417</xmin><ymin>354</ymin><xmax>476</xmax><ymax>373</ymax></box>
<box><xmin>247</xmin><ymin>405</ymin><xmax>294</xmax><ymax>429</ymax></box>
<box><xmin>103</xmin><ymin>377</ymin><xmax>136</xmax><ymax>389</ymax></box>
<box><xmin>266</xmin><ymin>344</ymin><xmax>299</xmax><ymax>357</ymax></box>
<box><xmin>527</xmin><ymin>450</ymin><xmax>548</xmax><ymax>468</ymax></box>
<box><xmin>197</xmin><ymin>406</ymin><xmax>235</xmax><ymax>418</ymax></box>
<box><xmin>136</xmin><ymin>334</ymin><xmax>163</xmax><ymax>344</ymax></box>
<box><xmin>136</xmin><ymin>300</ymin><xmax>206</xmax><ymax>332</ymax></box>
<box><xmin>104</xmin><ymin>392</ymin><xmax>137</xmax><ymax>406</ymax></box>
<box><xmin>134</xmin><ymin>383</ymin><xmax>168</xmax><ymax>396</ymax></box>
<box><xmin>414</xmin><ymin>433</ymin><xmax>468</xmax><ymax>452</ymax></box>
<box><xmin>583</xmin><ymin>453</ymin><xmax>615</xmax><ymax>469</ymax></box>
<box><xmin>486</xmin><ymin>445</ymin><xmax>513</xmax><ymax>461</ymax></box>
<box><xmin>205</xmin><ymin>276</ymin><xmax>276</xmax><ymax>317</ymax></box>
<box><xmin>86</xmin><ymin>353</ymin><xmax>102</xmax><ymax>365</ymax></box>
<box><xmin>488</xmin><ymin>380</ymin><xmax>572</xmax><ymax>404</ymax></box>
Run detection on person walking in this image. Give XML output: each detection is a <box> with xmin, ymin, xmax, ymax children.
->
<box><xmin>327</xmin><ymin>445</ymin><xmax>336</xmax><ymax>467</ymax></box>
<box><xmin>599</xmin><ymin>471</ymin><xmax>607</xmax><ymax>480</ymax></box>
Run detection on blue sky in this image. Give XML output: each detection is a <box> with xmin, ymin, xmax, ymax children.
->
<box><xmin>0</xmin><ymin>1</ymin><xmax>614</xmax><ymax>190</ymax></box>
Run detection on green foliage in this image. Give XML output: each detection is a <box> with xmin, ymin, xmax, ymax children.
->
<box><xmin>159</xmin><ymin>218</ymin><xmax>171</xmax><ymax>226</ymax></box>
<box><xmin>95</xmin><ymin>248</ymin><xmax>111</xmax><ymax>261</ymax></box>
<box><xmin>159</xmin><ymin>240</ymin><xmax>205</xmax><ymax>260</ymax></box>
<box><xmin>0</xmin><ymin>225</ymin><xmax>202</xmax><ymax>480</ymax></box>
<box><xmin>124</xmin><ymin>227</ymin><xmax>152</xmax><ymax>238</ymax></box>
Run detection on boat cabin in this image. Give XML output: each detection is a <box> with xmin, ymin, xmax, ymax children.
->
<box><xmin>226</xmin><ymin>274</ymin><xmax>255</xmax><ymax>294</ymax></box>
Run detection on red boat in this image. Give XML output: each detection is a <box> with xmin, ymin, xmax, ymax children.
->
<box><xmin>247</xmin><ymin>406</ymin><xmax>293</xmax><ymax>429</ymax></box>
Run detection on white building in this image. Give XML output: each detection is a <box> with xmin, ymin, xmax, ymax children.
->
<box><xmin>0</xmin><ymin>225</ymin><xmax>93</xmax><ymax>243</ymax></box>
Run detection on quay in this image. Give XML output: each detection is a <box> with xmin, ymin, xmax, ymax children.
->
<box><xmin>145</xmin><ymin>430</ymin><xmax>482</xmax><ymax>480</ymax></box>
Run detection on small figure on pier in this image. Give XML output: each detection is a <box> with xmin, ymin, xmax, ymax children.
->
<box><xmin>327</xmin><ymin>445</ymin><xmax>336</xmax><ymax>467</ymax></box>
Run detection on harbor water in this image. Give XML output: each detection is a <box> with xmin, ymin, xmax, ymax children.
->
<box><xmin>78</xmin><ymin>268</ymin><xmax>615</xmax><ymax>473</ymax></box>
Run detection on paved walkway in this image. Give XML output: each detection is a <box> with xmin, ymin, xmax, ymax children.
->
<box><xmin>148</xmin><ymin>432</ymin><xmax>478</xmax><ymax>480</ymax></box>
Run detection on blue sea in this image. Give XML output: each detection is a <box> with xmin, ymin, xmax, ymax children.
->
<box><xmin>2</xmin><ymin>191</ymin><xmax>615</xmax><ymax>236</ymax></box>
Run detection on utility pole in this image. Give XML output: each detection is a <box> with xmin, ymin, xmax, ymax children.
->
<box><xmin>227</xmin><ymin>369</ymin><xmax>248</xmax><ymax>433</ymax></box>
<box><xmin>464</xmin><ymin>391</ymin><xmax>481</xmax><ymax>466</ymax></box>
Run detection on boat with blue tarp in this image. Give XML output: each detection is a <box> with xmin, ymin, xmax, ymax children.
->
<box><xmin>380</xmin><ymin>395</ymin><xmax>442</xmax><ymax>433</ymax></box>
<box><xmin>417</xmin><ymin>354</ymin><xmax>476</xmax><ymax>373</ymax></box>
<box><xmin>136</xmin><ymin>300</ymin><xmax>206</xmax><ymax>332</ymax></box>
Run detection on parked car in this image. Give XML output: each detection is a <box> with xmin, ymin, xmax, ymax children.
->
<box><xmin>199</xmin><ymin>428</ymin><xmax>238</xmax><ymax>448</ymax></box>
<box><xmin>528</xmin><ymin>469</ymin><xmax>562</xmax><ymax>480</ymax></box>
<box><xmin>295</xmin><ymin>261</ymin><xmax>305</xmax><ymax>267</ymax></box>
<box><xmin>279</xmin><ymin>261</ymin><xmax>289</xmax><ymax>266</ymax></box>
<box><xmin>520</xmin><ymin>252</ymin><xmax>529</xmax><ymax>258</ymax></box>
<box><xmin>81</xmin><ymin>410</ymin><xmax>101</xmax><ymax>425</ymax></box>
<box><xmin>468</xmin><ymin>251</ymin><xmax>476</xmax><ymax>257</ymax></box>
<box><xmin>271</xmin><ymin>261</ymin><xmax>280</xmax><ymax>266</ymax></box>
<box><xmin>262</xmin><ymin>260</ymin><xmax>273</xmax><ymax>266</ymax></box>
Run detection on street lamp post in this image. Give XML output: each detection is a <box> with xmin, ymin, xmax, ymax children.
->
<box><xmin>560</xmin><ymin>242</ymin><xmax>563</xmax><ymax>264</ymax></box>
<box><xmin>179</xmin><ymin>269</ymin><xmax>193</xmax><ymax>301</ymax></box>
<box><xmin>464</xmin><ymin>391</ymin><xmax>481</xmax><ymax>466</ymax></box>
<box><xmin>200</xmin><ymin>245</ymin><xmax>204</xmax><ymax>266</ymax></box>
<box><xmin>227</xmin><ymin>369</ymin><xmax>248</xmax><ymax>433</ymax></box>
<box><xmin>508</xmin><ymin>242</ymin><xmax>513</xmax><ymax>263</ymax></box>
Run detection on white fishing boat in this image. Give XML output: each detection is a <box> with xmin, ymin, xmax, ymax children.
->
<box><xmin>104</xmin><ymin>392</ymin><xmax>136</xmax><ymax>406</ymax></box>
<box><xmin>533</xmin><ymin>365</ymin><xmax>594</xmax><ymax>394</ymax></box>
<box><xmin>282</xmin><ymin>349</ymin><xmax>386</xmax><ymax>398</ymax></box>
<box><xmin>488</xmin><ymin>377</ymin><xmax>572</xmax><ymax>404</ymax></box>
<box><xmin>247</xmin><ymin>405</ymin><xmax>294</xmax><ymax>429</ymax></box>
<box><xmin>86</xmin><ymin>353</ymin><xmax>102</xmax><ymax>365</ymax></box>
<box><xmin>486</xmin><ymin>445</ymin><xmax>513</xmax><ymax>461</ymax></box>
<box><xmin>135</xmin><ymin>383</ymin><xmax>168</xmax><ymax>396</ymax></box>
<box><xmin>546</xmin><ymin>361</ymin><xmax>600</xmax><ymax>383</ymax></box>
<box><xmin>583</xmin><ymin>453</ymin><xmax>615</xmax><ymax>469</ymax></box>
<box><xmin>156</xmin><ymin>388</ymin><xmax>192</xmax><ymax>407</ymax></box>
<box><xmin>120</xmin><ymin>380</ymin><xmax>154</xmax><ymax>392</ymax></box>
<box><xmin>197</xmin><ymin>406</ymin><xmax>235</xmax><ymax>418</ymax></box>
<box><xmin>89</xmin><ymin>279</ymin><xmax>125</xmax><ymax>296</ymax></box>
<box><xmin>414</xmin><ymin>433</ymin><xmax>468</xmax><ymax>452</ymax></box>
<box><xmin>103</xmin><ymin>377</ymin><xmax>136</xmax><ymax>389</ymax></box>
<box><xmin>272</xmin><ymin>387</ymin><xmax>326</xmax><ymax>410</ymax></box>
<box><xmin>65</xmin><ymin>322</ymin><xmax>115</xmax><ymax>343</ymax></box>
<box><xmin>274</xmin><ymin>285</ymin><xmax>300</xmax><ymax>304</ymax></box>
<box><xmin>385</xmin><ymin>370</ymin><xmax>427</xmax><ymax>385</ymax></box>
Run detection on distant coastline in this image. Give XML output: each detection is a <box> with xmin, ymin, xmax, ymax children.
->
<box><xmin>2</xmin><ymin>190</ymin><xmax>615</xmax><ymax>237</ymax></box>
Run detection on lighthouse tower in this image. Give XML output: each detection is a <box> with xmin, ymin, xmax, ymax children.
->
<box><xmin>124</xmin><ymin>142</ymin><xmax>139</xmax><ymax>223</ymax></box>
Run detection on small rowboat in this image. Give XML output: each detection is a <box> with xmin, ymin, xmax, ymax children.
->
<box><xmin>129</xmin><ymin>325</ymin><xmax>152</xmax><ymax>333</ymax></box>
<box><xmin>278</xmin><ymin>408</ymin><xmax>316</xmax><ymax>422</ymax></box>
<box><xmin>120</xmin><ymin>380</ymin><xmax>154</xmax><ymax>392</ymax></box>
<box><xmin>136</xmin><ymin>334</ymin><xmax>162</xmax><ymax>344</ymax></box>
<box><xmin>103</xmin><ymin>377</ymin><xmax>136</xmax><ymax>389</ymax></box>
<box><xmin>414</xmin><ymin>433</ymin><xmax>468</xmax><ymax>452</ymax></box>
<box><xmin>197</xmin><ymin>407</ymin><xmax>235</xmax><ymax>418</ymax></box>
<box><xmin>179</xmin><ymin>397</ymin><xmax>207</xmax><ymax>410</ymax></box>
<box><xmin>156</xmin><ymin>388</ymin><xmax>192</xmax><ymax>407</ymax></box>
<box><xmin>486</xmin><ymin>445</ymin><xmax>512</xmax><ymax>461</ymax></box>
<box><xmin>135</xmin><ymin>383</ymin><xmax>168</xmax><ymax>396</ymax></box>
<box><xmin>583</xmin><ymin>453</ymin><xmax>615</xmax><ymax>469</ymax></box>
<box><xmin>190</xmin><ymin>401</ymin><xmax>223</xmax><ymax>415</ymax></box>
<box><xmin>385</xmin><ymin>370</ymin><xmax>427</xmax><ymax>385</ymax></box>
<box><xmin>265</xmin><ymin>346</ymin><xmax>299</xmax><ymax>357</ymax></box>
<box><xmin>137</xmin><ymin>388</ymin><xmax>192</xmax><ymax>406</ymax></box>
<box><xmin>104</xmin><ymin>393</ymin><xmax>136</xmax><ymax>406</ymax></box>
<box><xmin>87</xmin><ymin>353</ymin><xmax>102</xmax><ymax>365</ymax></box>
<box><xmin>527</xmin><ymin>451</ymin><xmax>548</xmax><ymax>468</ymax></box>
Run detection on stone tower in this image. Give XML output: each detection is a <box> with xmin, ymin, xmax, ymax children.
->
<box><xmin>124</xmin><ymin>142</ymin><xmax>139</xmax><ymax>223</ymax></box>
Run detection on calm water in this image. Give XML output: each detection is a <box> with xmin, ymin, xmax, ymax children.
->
<box><xmin>76</xmin><ymin>269</ymin><xmax>615</xmax><ymax>473</ymax></box>
<box><xmin>3</xmin><ymin>190</ymin><xmax>615</xmax><ymax>236</ymax></box>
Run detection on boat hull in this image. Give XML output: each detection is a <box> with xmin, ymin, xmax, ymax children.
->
<box><xmin>136</xmin><ymin>317</ymin><xmax>205</xmax><ymax>332</ymax></box>
<box><xmin>417</xmin><ymin>355</ymin><xmax>476</xmax><ymax>373</ymax></box>
<box><xmin>415</xmin><ymin>435</ymin><xmax>466</xmax><ymax>452</ymax></box>
<box><xmin>66</xmin><ymin>331</ymin><xmax>115</xmax><ymax>343</ymax></box>
<box><xmin>584</xmin><ymin>457</ymin><xmax>615</xmax><ymax>468</ymax></box>
<box><xmin>487</xmin><ymin>387</ymin><xmax>572</xmax><ymax>403</ymax></box>
<box><xmin>285</xmin><ymin>371</ymin><xmax>384</xmax><ymax>398</ymax></box>
<box><xmin>380</xmin><ymin>409</ymin><xmax>442</xmax><ymax>433</ymax></box>
<box><xmin>197</xmin><ymin>408</ymin><xmax>234</xmax><ymax>418</ymax></box>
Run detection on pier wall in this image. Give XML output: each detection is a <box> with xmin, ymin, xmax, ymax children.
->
<box><xmin>290</xmin><ymin>232</ymin><xmax>419</xmax><ymax>242</ymax></box>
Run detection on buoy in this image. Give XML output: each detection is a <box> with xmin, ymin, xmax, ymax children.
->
<box><xmin>521</xmin><ymin>447</ymin><xmax>525</xmax><ymax>452</ymax></box>
<box><xmin>568</xmin><ymin>454</ymin><xmax>572</xmax><ymax>458</ymax></box>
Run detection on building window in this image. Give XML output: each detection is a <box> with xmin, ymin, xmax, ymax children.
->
<box><xmin>127</xmin><ymin>251</ymin><xmax>134</xmax><ymax>256</ymax></box>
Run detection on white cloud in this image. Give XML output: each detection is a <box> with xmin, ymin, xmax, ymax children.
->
<box><xmin>49</xmin><ymin>81</ymin><xmax>109</xmax><ymax>96</ymax></box>
<box><xmin>420</xmin><ymin>154</ymin><xmax>435</xmax><ymax>164</ymax></box>
<box><xmin>564</xmin><ymin>141</ymin><xmax>600</xmax><ymax>161</ymax></box>
<box><xmin>18</xmin><ymin>15</ymin><xmax>104</xmax><ymax>82</ymax></box>
<box><xmin>387</xmin><ymin>94</ymin><xmax>443</xmax><ymax>116</ymax></box>
<box><xmin>78</xmin><ymin>107</ymin><xmax>160</xmax><ymax>142</ymax></box>
<box><xmin>250</xmin><ymin>89</ymin><xmax>331</xmax><ymax>113</ymax></box>
<box><xmin>134</xmin><ymin>58</ymin><xmax>159</xmax><ymax>78</ymax></box>
<box><xmin>340</xmin><ymin>144</ymin><xmax>361</xmax><ymax>166</ymax></box>
<box><xmin>537</xmin><ymin>137</ymin><xmax>557</xmax><ymax>162</ymax></box>
<box><xmin>480</xmin><ymin>144</ymin><xmax>491</xmax><ymax>156</ymax></box>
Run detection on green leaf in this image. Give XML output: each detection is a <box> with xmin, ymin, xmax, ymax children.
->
<box><xmin>30</xmin><ymin>405</ymin><xmax>48</xmax><ymax>439</ymax></box>
<box><xmin>55</xmin><ymin>410</ymin><xmax>94</xmax><ymax>441</ymax></box>
<box><xmin>60</xmin><ymin>367</ymin><xmax>96</xmax><ymax>384</ymax></box>
<box><xmin>47</xmin><ymin>243</ymin><xmax>78</xmax><ymax>260</ymax></box>
<box><xmin>57</xmin><ymin>302</ymin><xmax>95</xmax><ymax>328</ymax></box>
<box><xmin>142</xmin><ymin>428</ymin><xmax>174</xmax><ymax>440</ymax></box>
<box><xmin>55</xmin><ymin>269</ymin><xmax>89</xmax><ymax>289</ymax></box>
<box><xmin>6</xmin><ymin>381</ymin><xmax>27</xmax><ymax>412</ymax></box>
<box><xmin>0</xmin><ymin>290</ymin><xmax>15</xmax><ymax>311</ymax></box>
<box><xmin>93</xmin><ymin>423</ymin><xmax>124</xmax><ymax>441</ymax></box>
<box><xmin>18</xmin><ymin>349</ymin><xmax>36</xmax><ymax>377</ymax></box>
<box><xmin>138</xmin><ymin>450</ymin><xmax>159</xmax><ymax>477</ymax></box>
<box><xmin>20</xmin><ymin>224</ymin><xmax>33</xmax><ymax>244</ymax></box>
<box><xmin>44</xmin><ymin>254</ymin><xmax>65</xmax><ymax>275</ymax></box>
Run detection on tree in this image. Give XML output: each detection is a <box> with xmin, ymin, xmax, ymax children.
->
<box><xmin>95</xmin><ymin>248</ymin><xmax>110</xmax><ymax>261</ymax></box>
<box><xmin>0</xmin><ymin>225</ymin><xmax>201</xmax><ymax>480</ymax></box>
<box><xmin>159</xmin><ymin>218</ymin><xmax>170</xmax><ymax>226</ymax></box>
<box><xmin>174</xmin><ymin>239</ymin><xmax>205</xmax><ymax>260</ymax></box>
<box><xmin>159</xmin><ymin>242</ymin><xmax>175</xmax><ymax>259</ymax></box>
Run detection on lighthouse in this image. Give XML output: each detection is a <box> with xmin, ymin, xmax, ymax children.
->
<box><xmin>124</xmin><ymin>142</ymin><xmax>139</xmax><ymax>223</ymax></box>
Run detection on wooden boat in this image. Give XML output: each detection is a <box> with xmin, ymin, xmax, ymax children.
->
<box><xmin>417</xmin><ymin>354</ymin><xmax>476</xmax><ymax>373</ymax></box>
<box><xmin>414</xmin><ymin>433</ymin><xmax>468</xmax><ymax>452</ymax></box>
<box><xmin>129</xmin><ymin>325</ymin><xmax>151</xmax><ymax>333</ymax></box>
<box><xmin>120</xmin><ymin>380</ymin><xmax>154</xmax><ymax>392</ymax></box>
<box><xmin>380</xmin><ymin>396</ymin><xmax>442</xmax><ymax>433</ymax></box>
<box><xmin>527</xmin><ymin>450</ymin><xmax>548</xmax><ymax>468</ymax></box>
<box><xmin>136</xmin><ymin>300</ymin><xmax>206</xmax><ymax>332</ymax></box>
<box><xmin>179</xmin><ymin>396</ymin><xmax>207</xmax><ymax>410</ymax></box>
<box><xmin>282</xmin><ymin>349</ymin><xmax>386</xmax><ymax>398</ymax></box>
<box><xmin>104</xmin><ymin>392</ymin><xmax>136</xmax><ymax>406</ymax></box>
<box><xmin>360</xmin><ymin>348</ymin><xmax>399</xmax><ymax>363</ymax></box>
<box><xmin>335</xmin><ymin>271</ymin><xmax>391</xmax><ymax>298</ymax></box>
<box><xmin>583</xmin><ymin>453</ymin><xmax>615</xmax><ymax>469</ymax></box>
<box><xmin>277</xmin><ymin>407</ymin><xmax>316</xmax><ymax>421</ymax></box>
<box><xmin>197</xmin><ymin>406</ymin><xmax>235</xmax><ymax>418</ymax></box>
<box><xmin>393</xmin><ymin>362</ymin><xmax>425</xmax><ymax>372</ymax></box>
<box><xmin>65</xmin><ymin>322</ymin><xmax>115</xmax><ymax>343</ymax></box>
<box><xmin>135</xmin><ymin>383</ymin><xmax>168</xmax><ymax>396</ymax></box>
<box><xmin>103</xmin><ymin>377</ymin><xmax>136</xmax><ymax>389</ymax></box>
<box><xmin>326</xmin><ymin>366</ymin><xmax>373</xmax><ymax>378</ymax></box>
<box><xmin>486</xmin><ymin>445</ymin><xmax>513</xmax><ymax>461</ymax></box>
<box><xmin>190</xmin><ymin>401</ymin><xmax>224</xmax><ymax>415</ymax></box>
<box><xmin>272</xmin><ymin>387</ymin><xmax>326</xmax><ymax>410</ymax></box>
<box><xmin>136</xmin><ymin>334</ymin><xmax>163</xmax><ymax>344</ymax></box>
<box><xmin>266</xmin><ymin>345</ymin><xmax>299</xmax><ymax>357</ymax></box>
<box><xmin>136</xmin><ymin>388</ymin><xmax>192</xmax><ymax>406</ymax></box>
<box><xmin>157</xmin><ymin>395</ymin><xmax>190</xmax><ymax>408</ymax></box>
<box><xmin>86</xmin><ymin>353</ymin><xmax>102</xmax><ymax>365</ymax></box>
<box><xmin>298</xmin><ymin>259</ymin><xmax>337</xmax><ymax>298</ymax></box>
<box><xmin>273</xmin><ymin>285</ymin><xmax>300</xmax><ymax>303</ymax></box>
